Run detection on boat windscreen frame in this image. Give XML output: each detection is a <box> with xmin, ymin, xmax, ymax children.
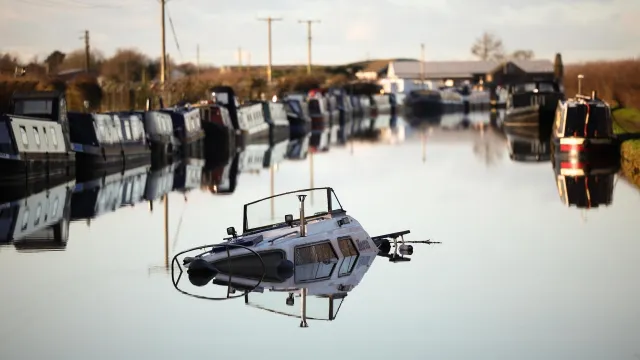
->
<box><xmin>242</xmin><ymin>187</ymin><xmax>344</xmax><ymax>235</ymax></box>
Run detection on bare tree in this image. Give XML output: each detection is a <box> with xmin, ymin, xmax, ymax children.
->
<box><xmin>471</xmin><ymin>32</ymin><xmax>505</xmax><ymax>61</ymax></box>
<box><xmin>511</xmin><ymin>50</ymin><xmax>534</xmax><ymax>60</ymax></box>
<box><xmin>58</xmin><ymin>48</ymin><xmax>104</xmax><ymax>73</ymax></box>
<box><xmin>101</xmin><ymin>48</ymin><xmax>149</xmax><ymax>83</ymax></box>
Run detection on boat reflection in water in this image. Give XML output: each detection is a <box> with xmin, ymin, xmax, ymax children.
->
<box><xmin>201</xmin><ymin>152</ymin><xmax>240</xmax><ymax>195</ymax></box>
<box><xmin>504</xmin><ymin>124</ymin><xmax>551</xmax><ymax>162</ymax></box>
<box><xmin>286</xmin><ymin>134</ymin><xmax>310</xmax><ymax>160</ymax></box>
<box><xmin>0</xmin><ymin>178</ymin><xmax>75</xmax><ymax>252</ymax></box>
<box><xmin>350</xmin><ymin>115</ymin><xmax>405</xmax><ymax>144</ymax></box>
<box><xmin>552</xmin><ymin>148</ymin><xmax>620</xmax><ymax>211</ymax></box>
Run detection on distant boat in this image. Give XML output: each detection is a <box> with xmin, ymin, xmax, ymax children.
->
<box><xmin>503</xmin><ymin>80</ymin><xmax>564</xmax><ymax>126</ymax></box>
<box><xmin>402</xmin><ymin>88</ymin><xmax>464</xmax><ymax>118</ymax></box>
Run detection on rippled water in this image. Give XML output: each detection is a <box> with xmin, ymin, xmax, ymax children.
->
<box><xmin>1</xmin><ymin>112</ymin><xmax>640</xmax><ymax>360</ymax></box>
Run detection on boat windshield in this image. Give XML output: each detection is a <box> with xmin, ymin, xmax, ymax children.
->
<box><xmin>243</xmin><ymin>187</ymin><xmax>343</xmax><ymax>233</ymax></box>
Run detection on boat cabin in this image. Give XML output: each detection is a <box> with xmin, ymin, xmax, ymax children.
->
<box><xmin>0</xmin><ymin>91</ymin><xmax>72</xmax><ymax>159</ymax></box>
<box><xmin>553</xmin><ymin>92</ymin><xmax>614</xmax><ymax>140</ymax></box>
<box><xmin>506</xmin><ymin>80</ymin><xmax>564</xmax><ymax>110</ymax></box>
<box><xmin>159</xmin><ymin>107</ymin><xmax>203</xmax><ymax>145</ymax></box>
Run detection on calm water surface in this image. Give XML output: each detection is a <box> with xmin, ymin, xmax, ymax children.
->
<box><xmin>1</xmin><ymin>112</ymin><xmax>640</xmax><ymax>360</ymax></box>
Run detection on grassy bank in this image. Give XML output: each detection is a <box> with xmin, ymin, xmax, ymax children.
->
<box><xmin>613</xmin><ymin>108</ymin><xmax>640</xmax><ymax>187</ymax></box>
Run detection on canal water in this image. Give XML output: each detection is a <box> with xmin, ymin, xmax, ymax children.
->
<box><xmin>2</xmin><ymin>112</ymin><xmax>640</xmax><ymax>360</ymax></box>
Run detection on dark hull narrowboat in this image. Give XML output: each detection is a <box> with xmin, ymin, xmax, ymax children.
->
<box><xmin>138</xmin><ymin>110</ymin><xmax>176</xmax><ymax>163</ymax></box>
<box><xmin>308</xmin><ymin>97</ymin><xmax>330</xmax><ymax>132</ymax></box>
<box><xmin>70</xmin><ymin>164</ymin><xmax>151</xmax><ymax>221</ymax></box>
<box><xmin>68</xmin><ymin>112</ymin><xmax>150</xmax><ymax>178</ymax></box>
<box><xmin>263</xmin><ymin>100</ymin><xmax>290</xmax><ymax>145</ymax></box>
<box><xmin>550</xmin><ymin>88</ymin><xmax>617</xmax><ymax>162</ymax></box>
<box><xmin>173</xmin><ymin>157</ymin><xmax>204</xmax><ymax>194</ymax></box>
<box><xmin>160</xmin><ymin>107</ymin><xmax>205</xmax><ymax>158</ymax></box>
<box><xmin>0</xmin><ymin>178</ymin><xmax>75</xmax><ymax>250</ymax></box>
<box><xmin>284</xmin><ymin>97</ymin><xmax>311</xmax><ymax>139</ymax></box>
<box><xmin>286</xmin><ymin>133</ymin><xmax>310</xmax><ymax>160</ymax></box>
<box><xmin>1</xmin><ymin>91</ymin><xmax>75</xmax><ymax>184</ymax></box>
<box><xmin>504</xmin><ymin>81</ymin><xmax>564</xmax><ymax>127</ymax></box>
<box><xmin>201</xmin><ymin>152</ymin><xmax>240</xmax><ymax>195</ymax></box>
<box><xmin>196</xmin><ymin>101</ymin><xmax>236</xmax><ymax>162</ymax></box>
<box><xmin>210</xmin><ymin>86</ymin><xmax>269</xmax><ymax>148</ymax></box>
<box><xmin>402</xmin><ymin>90</ymin><xmax>451</xmax><ymax>118</ymax></box>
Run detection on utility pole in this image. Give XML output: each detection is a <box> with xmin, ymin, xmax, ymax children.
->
<box><xmin>81</xmin><ymin>30</ymin><xmax>90</xmax><ymax>73</ymax></box>
<box><xmin>257</xmin><ymin>16</ymin><xmax>282</xmax><ymax>84</ymax></box>
<box><xmin>160</xmin><ymin>0</ymin><xmax>168</xmax><ymax>85</ymax></box>
<box><xmin>298</xmin><ymin>19</ymin><xmax>320</xmax><ymax>75</ymax></box>
<box><xmin>420</xmin><ymin>43</ymin><xmax>425</xmax><ymax>89</ymax></box>
<box><xmin>238</xmin><ymin>47</ymin><xmax>243</xmax><ymax>71</ymax></box>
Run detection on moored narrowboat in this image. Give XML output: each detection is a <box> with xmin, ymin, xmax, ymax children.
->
<box><xmin>308</xmin><ymin>90</ymin><xmax>330</xmax><ymax>131</ymax></box>
<box><xmin>262</xmin><ymin>99</ymin><xmax>290</xmax><ymax>144</ymax></box>
<box><xmin>160</xmin><ymin>106</ymin><xmax>205</xmax><ymax>156</ymax></box>
<box><xmin>68</xmin><ymin>112</ymin><xmax>150</xmax><ymax>174</ymax></box>
<box><xmin>0</xmin><ymin>91</ymin><xmax>75</xmax><ymax>183</ymax></box>
<box><xmin>551</xmin><ymin>84</ymin><xmax>617</xmax><ymax>161</ymax></box>
<box><xmin>504</xmin><ymin>80</ymin><xmax>564</xmax><ymax>126</ymax></box>
<box><xmin>210</xmin><ymin>86</ymin><xmax>270</xmax><ymax>146</ymax></box>
<box><xmin>195</xmin><ymin>100</ymin><xmax>236</xmax><ymax>160</ymax></box>
<box><xmin>283</xmin><ymin>96</ymin><xmax>311</xmax><ymax>138</ymax></box>
<box><xmin>136</xmin><ymin>109</ymin><xmax>176</xmax><ymax>159</ymax></box>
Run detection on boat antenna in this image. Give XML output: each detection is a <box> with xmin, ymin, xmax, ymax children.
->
<box><xmin>577</xmin><ymin>74</ymin><xmax>584</xmax><ymax>96</ymax></box>
<box><xmin>298</xmin><ymin>194</ymin><xmax>307</xmax><ymax>237</ymax></box>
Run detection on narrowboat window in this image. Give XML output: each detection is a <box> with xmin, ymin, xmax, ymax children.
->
<box><xmin>15</xmin><ymin>99</ymin><xmax>53</xmax><ymax>116</ymax></box>
<box><xmin>19</xmin><ymin>126</ymin><xmax>28</xmax><ymax>146</ymax></box>
<box><xmin>34</xmin><ymin>204</ymin><xmax>41</xmax><ymax>226</ymax></box>
<box><xmin>51</xmin><ymin>197</ymin><xmax>59</xmax><ymax>217</ymax></box>
<box><xmin>114</xmin><ymin>116</ymin><xmax>123</xmax><ymax>140</ymax></box>
<box><xmin>42</xmin><ymin>127</ymin><xmax>48</xmax><ymax>145</ymax></box>
<box><xmin>33</xmin><ymin>127</ymin><xmax>41</xmax><ymax>147</ymax></box>
<box><xmin>130</xmin><ymin>120</ymin><xmax>138</xmax><ymax>139</ymax></box>
<box><xmin>124</xmin><ymin>120</ymin><xmax>132</xmax><ymax>139</ymax></box>
<box><xmin>50</xmin><ymin>127</ymin><xmax>58</xmax><ymax>147</ymax></box>
<box><xmin>21</xmin><ymin>208</ymin><xmax>29</xmax><ymax>231</ymax></box>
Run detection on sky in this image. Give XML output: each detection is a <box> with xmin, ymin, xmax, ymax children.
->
<box><xmin>0</xmin><ymin>0</ymin><xmax>638</xmax><ymax>66</ymax></box>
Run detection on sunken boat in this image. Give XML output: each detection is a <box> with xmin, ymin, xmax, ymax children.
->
<box><xmin>551</xmin><ymin>81</ymin><xmax>617</xmax><ymax>161</ymax></box>
<box><xmin>0</xmin><ymin>91</ymin><xmax>75</xmax><ymax>184</ymax></box>
<box><xmin>171</xmin><ymin>188</ymin><xmax>437</xmax><ymax>327</ymax></box>
<box><xmin>68</xmin><ymin>111</ymin><xmax>150</xmax><ymax>174</ymax></box>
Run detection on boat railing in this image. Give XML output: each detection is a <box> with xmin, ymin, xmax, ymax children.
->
<box><xmin>268</xmin><ymin>230</ymin><xmax>300</xmax><ymax>245</ymax></box>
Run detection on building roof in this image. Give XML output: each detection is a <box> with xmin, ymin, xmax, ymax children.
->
<box><xmin>388</xmin><ymin>59</ymin><xmax>555</xmax><ymax>79</ymax></box>
<box><xmin>390</xmin><ymin>60</ymin><xmax>498</xmax><ymax>79</ymax></box>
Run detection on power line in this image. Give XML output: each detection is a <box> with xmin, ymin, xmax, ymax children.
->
<box><xmin>13</xmin><ymin>0</ymin><xmax>123</xmax><ymax>9</ymax></box>
<box><xmin>166</xmin><ymin>4</ymin><xmax>183</xmax><ymax>61</ymax></box>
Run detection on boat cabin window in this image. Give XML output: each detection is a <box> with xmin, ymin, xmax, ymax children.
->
<box><xmin>33</xmin><ymin>128</ymin><xmax>41</xmax><ymax>147</ymax></box>
<box><xmin>337</xmin><ymin>237</ymin><xmax>359</xmax><ymax>277</ymax></box>
<box><xmin>42</xmin><ymin>127</ymin><xmax>48</xmax><ymax>146</ymax></box>
<box><xmin>19</xmin><ymin>126</ymin><xmax>29</xmax><ymax>147</ymax></box>
<box><xmin>294</xmin><ymin>241</ymin><xmax>339</xmax><ymax>282</ymax></box>
<box><xmin>113</xmin><ymin>116</ymin><xmax>123</xmax><ymax>140</ymax></box>
<box><xmin>243</xmin><ymin>188</ymin><xmax>344</xmax><ymax>233</ymax></box>
<box><xmin>124</xmin><ymin>119</ymin><xmax>132</xmax><ymax>139</ymax></box>
<box><xmin>21</xmin><ymin>208</ymin><xmax>29</xmax><ymax>231</ymax></box>
<box><xmin>14</xmin><ymin>99</ymin><xmax>53</xmax><ymax>117</ymax></box>
<box><xmin>50</xmin><ymin>127</ymin><xmax>58</xmax><ymax>147</ymax></box>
